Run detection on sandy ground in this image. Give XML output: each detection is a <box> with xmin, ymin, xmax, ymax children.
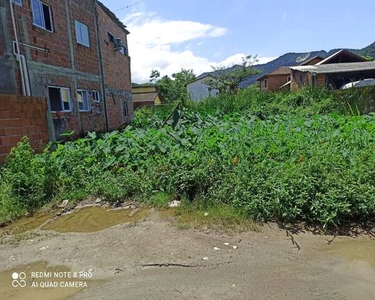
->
<box><xmin>0</xmin><ymin>210</ymin><xmax>375</xmax><ymax>300</ymax></box>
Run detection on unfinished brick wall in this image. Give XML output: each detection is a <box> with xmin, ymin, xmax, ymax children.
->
<box><xmin>6</xmin><ymin>0</ymin><xmax>73</xmax><ymax>69</ymax></box>
<box><xmin>71</xmin><ymin>0</ymin><xmax>100</xmax><ymax>75</ymax></box>
<box><xmin>0</xmin><ymin>94</ymin><xmax>48</xmax><ymax>163</ymax></box>
<box><xmin>97</xmin><ymin>3</ymin><xmax>133</xmax><ymax>128</ymax></box>
<box><xmin>0</xmin><ymin>0</ymin><xmax>133</xmax><ymax>138</ymax></box>
<box><xmin>260</xmin><ymin>74</ymin><xmax>290</xmax><ymax>92</ymax></box>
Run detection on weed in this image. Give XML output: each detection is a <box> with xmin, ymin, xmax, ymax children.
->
<box><xmin>147</xmin><ymin>192</ymin><xmax>174</xmax><ymax>208</ymax></box>
<box><xmin>1</xmin><ymin>88</ymin><xmax>375</xmax><ymax>229</ymax></box>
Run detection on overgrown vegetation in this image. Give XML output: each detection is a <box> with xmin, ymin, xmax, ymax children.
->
<box><xmin>1</xmin><ymin>87</ymin><xmax>374</xmax><ymax>229</ymax></box>
<box><xmin>148</xmin><ymin>68</ymin><xmax>196</xmax><ymax>103</ymax></box>
<box><xmin>203</xmin><ymin>55</ymin><xmax>259</xmax><ymax>93</ymax></box>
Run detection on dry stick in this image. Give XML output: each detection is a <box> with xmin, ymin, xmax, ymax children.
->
<box><xmin>285</xmin><ymin>229</ymin><xmax>301</xmax><ymax>251</ymax></box>
<box><xmin>114</xmin><ymin>267</ymin><xmax>124</xmax><ymax>274</ymax></box>
<box><xmin>367</xmin><ymin>230</ymin><xmax>375</xmax><ymax>239</ymax></box>
<box><xmin>141</xmin><ymin>263</ymin><xmax>199</xmax><ymax>268</ymax></box>
<box><xmin>326</xmin><ymin>234</ymin><xmax>337</xmax><ymax>245</ymax></box>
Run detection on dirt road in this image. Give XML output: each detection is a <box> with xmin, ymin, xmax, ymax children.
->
<box><xmin>1</xmin><ymin>208</ymin><xmax>374</xmax><ymax>300</ymax></box>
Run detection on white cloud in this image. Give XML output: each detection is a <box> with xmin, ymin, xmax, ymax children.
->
<box><xmin>257</xmin><ymin>56</ymin><xmax>277</xmax><ymax>64</ymax></box>
<box><xmin>124</xmin><ymin>13</ymin><xmax>275</xmax><ymax>83</ymax></box>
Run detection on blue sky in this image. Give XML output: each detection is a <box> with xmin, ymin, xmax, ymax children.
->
<box><xmin>101</xmin><ymin>0</ymin><xmax>375</xmax><ymax>83</ymax></box>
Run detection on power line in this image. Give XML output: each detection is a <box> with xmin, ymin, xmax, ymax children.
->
<box><xmin>114</xmin><ymin>0</ymin><xmax>145</xmax><ymax>12</ymax></box>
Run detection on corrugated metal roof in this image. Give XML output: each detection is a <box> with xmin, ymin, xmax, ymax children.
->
<box><xmin>269</xmin><ymin>66</ymin><xmax>291</xmax><ymax>75</ymax></box>
<box><xmin>315</xmin><ymin>50</ymin><xmax>344</xmax><ymax>65</ymax></box>
<box><xmin>257</xmin><ymin>66</ymin><xmax>291</xmax><ymax>81</ymax></box>
<box><xmin>315</xmin><ymin>49</ymin><xmax>366</xmax><ymax>65</ymax></box>
<box><xmin>290</xmin><ymin>61</ymin><xmax>375</xmax><ymax>74</ymax></box>
<box><xmin>133</xmin><ymin>92</ymin><xmax>159</xmax><ymax>103</ymax></box>
<box><xmin>300</xmin><ymin>55</ymin><xmax>324</xmax><ymax>66</ymax></box>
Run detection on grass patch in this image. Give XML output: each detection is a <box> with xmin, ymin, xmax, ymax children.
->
<box><xmin>146</xmin><ymin>192</ymin><xmax>175</xmax><ymax>209</ymax></box>
<box><xmin>170</xmin><ymin>202</ymin><xmax>259</xmax><ymax>233</ymax></box>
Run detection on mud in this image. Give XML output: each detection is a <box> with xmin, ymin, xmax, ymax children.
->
<box><xmin>42</xmin><ymin>207</ymin><xmax>149</xmax><ymax>233</ymax></box>
<box><xmin>0</xmin><ymin>211</ymin><xmax>58</xmax><ymax>236</ymax></box>
<box><xmin>1</xmin><ymin>209</ymin><xmax>375</xmax><ymax>300</ymax></box>
<box><xmin>321</xmin><ymin>238</ymin><xmax>375</xmax><ymax>300</ymax></box>
<box><xmin>323</xmin><ymin>237</ymin><xmax>375</xmax><ymax>266</ymax></box>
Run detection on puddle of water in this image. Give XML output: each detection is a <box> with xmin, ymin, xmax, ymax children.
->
<box><xmin>42</xmin><ymin>206</ymin><xmax>149</xmax><ymax>233</ymax></box>
<box><xmin>323</xmin><ymin>238</ymin><xmax>375</xmax><ymax>299</ymax></box>
<box><xmin>323</xmin><ymin>238</ymin><xmax>375</xmax><ymax>266</ymax></box>
<box><xmin>0</xmin><ymin>261</ymin><xmax>90</xmax><ymax>300</ymax></box>
<box><xmin>0</xmin><ymin>212</ymin><xmax>57</xmax><ymax>236</ymax></box>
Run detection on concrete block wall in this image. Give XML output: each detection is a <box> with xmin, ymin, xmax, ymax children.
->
<box><xmin>0</xmin><ymin>94</ymin><xmax>48</xmax><ymax>163</ymax></box>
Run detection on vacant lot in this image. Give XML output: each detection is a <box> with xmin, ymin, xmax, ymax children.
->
<box><xmin>1</xmin><ymin>209</ymin><xmax>374</xmax><ymax>300</ymax></box>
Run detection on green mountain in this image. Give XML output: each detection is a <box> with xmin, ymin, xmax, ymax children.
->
<box><xmin>357</xmin><ymin>42</ymin><xmax>375</xmax><ymax>59</ymax></box>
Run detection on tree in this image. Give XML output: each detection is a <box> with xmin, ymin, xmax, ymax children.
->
<box><xmin>170</xmin><ymin>69</ymin><xmax>196</xmax><ymax>102</ymax></box>
<box><xmin>149</xmin><ymin>69</ymin><xmax>161</xmax><ymax>84</ymax></box>
<box><xmin>150</xmin><ymin>69</ymin><xmax>196</xmax><ymax>103</ymax></box>
<box><xmin>204</xmin><ymin>55</ymin><xmax>260</xmax><ymax>93</ymax></box>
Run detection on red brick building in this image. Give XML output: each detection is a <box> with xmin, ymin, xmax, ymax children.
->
<box><xmin>0</xmin><ymin>0</ymin><xmax>133</xmax><ymax>141</ymax></box>
<box><xmin>258</xmin><ymin>67</ymin><xmax>291</xmax><ymax>92</ymax></box>
<box><xmin>258</xmin><ymin>56</ymin><xmax>325</xmax><ymax>92</ymax></box>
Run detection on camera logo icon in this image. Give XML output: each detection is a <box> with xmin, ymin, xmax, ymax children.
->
<box><xmin>12</xmin><ymin>272</ymin><xmax>27</xmax><ymax>288</ymax></box>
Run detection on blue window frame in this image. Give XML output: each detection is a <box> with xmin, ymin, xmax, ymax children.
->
<box><xmin>31</xmin><ymin>0</ymin><xmax>53</xmax><ymax>32</ymax></box>
<box><xmin>75</xmin><ymin>21</ymin><xmax>90</xmax><ymax>47</ymax></box>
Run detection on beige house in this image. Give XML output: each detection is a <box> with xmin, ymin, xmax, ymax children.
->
<box><xmin>132</xmin><ymin>85</ymin><xmax>163</xmax><ymax>109</ymax></box>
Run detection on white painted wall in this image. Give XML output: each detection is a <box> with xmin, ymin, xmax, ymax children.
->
<box><xmin>187</xmin><ymin>77</ymin><xmax>219</xmax><ymax>102</ymax></box>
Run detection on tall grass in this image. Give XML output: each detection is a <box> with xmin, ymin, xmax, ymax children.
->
<box><xmin>1</xmin><ymin>87</ymin><xmax>374</xmax><ymax>228</ymax></box>
<box><xmin>185</xmin><ymin>86</ymin><xmax>340</xmax><ymax>115</ymax></box>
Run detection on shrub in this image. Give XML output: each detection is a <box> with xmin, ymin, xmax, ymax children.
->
<box><xmin>1</xmin><ymin>88</ymin><xmax>374</xmax><ymax>229</ymax></box>
<box><xmin>3</xmin><ymin>137</ymin><xmax>47</xmax><ymax>214</ymax></box>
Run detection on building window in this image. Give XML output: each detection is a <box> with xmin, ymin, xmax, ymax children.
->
<box><xmin>75</xmin><ymin>20</ymin><xmax>90</xmax><ymax>47</ymax></box>
<box><xmin>107</xmin><ymin>32</ymin><xmax>127</xmax><ymax>55</ymax></box>
<box><xmin>92</xmin><ymin>90</ymin><xmax>100</xmax><ymax>103</ymax></box>
<box><xmin>264</xmin><ymin>79</ymin><xmax>267</xmax><ymax>88</ymax></box>
<box><xmin>119</xmin><ymin>46</ymin><xmax>128</xmax><ymax>55</ymax></box>
<box><xmin>77</xmin><ymin>90</ymin><xmax>90</xmax><ymax>112</ymax></box>
<box><xmin>123</xmin><ymin>100</ymin><xmax>128</xmax><ymax>118</ymax></box>
<box><xmin>48</xmin><ymin>87</ymin><xmax>72</xmax><ymax>112</ymax></box>
<box><xmin>107</xmin><ymin>32</ymin><xmax>114</xmax><ymax>43</ymax></box>
<box><xmin>13</xmin><ymin>0</ymin><xmax>22</xmax><ymax>6</ymax></box>
<box><xmin>31</xmin><ymin>0</ymin><xmax>53</xmax><ymax>32</ymax></box>
<box><xmin>287</xmin><ymin>76</ymin><xmax>291</xmax><ymax>82</ymax></box>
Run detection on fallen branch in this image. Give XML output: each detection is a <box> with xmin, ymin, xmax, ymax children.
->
<box><xmin>326</xmin><ymin>234</ymin><xmax>337</xmax><ymax>245</ymax></box>
<box><xmin>286</xmin><ymin>229</ymin><xmax>301</xmax><ymax>251</ymax></box>
<box><xmin>140</xmin><ymin>263</ymin><xmax>199</xmax><ymax>268</ymax></box>
<box><xmin>114</xmin><ymin>267</ymin><xmax>124</xmax><ymax>274</ymax></box>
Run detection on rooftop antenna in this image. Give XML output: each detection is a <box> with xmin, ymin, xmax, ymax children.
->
<box><xmin>114</xmin><ymin>0</ymin><xmax>145</xmax><ymax>12</ymax></box>
<box><xmin>296</xmin><ymin>52</ymin><xmax>311</xmax><ymax>63</ymax></box>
